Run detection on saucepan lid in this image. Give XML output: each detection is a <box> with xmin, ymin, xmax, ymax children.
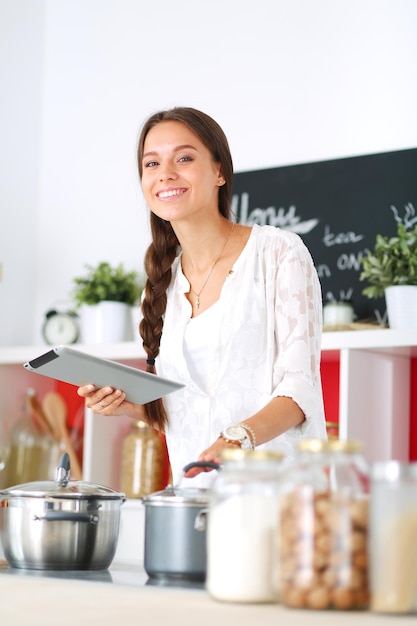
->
<box><xmin>142</xmin><ymin>461</ymin><xmax>219</xmax><ymax>506</ymax></box>
<box><xmin>0</xmin><ymin>452</ymin><xmax>125</xmax><ymax>501</ymax></box>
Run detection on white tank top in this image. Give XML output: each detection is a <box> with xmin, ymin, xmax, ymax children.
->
<box><xmin>183</xmin><ymin>302</ymin><xmax>220</xmax><ymax>392</ymax></box>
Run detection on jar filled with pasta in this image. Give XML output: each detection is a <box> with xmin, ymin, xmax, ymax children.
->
<box><xmin>279</xmin><ymin>438</ymin><xmax>369</xmax><ymax>610</ymax></box>
<box><xmin>120</xmin><ymin>420</ymin><xmax>169</xmax><ymax>498</ymax></box>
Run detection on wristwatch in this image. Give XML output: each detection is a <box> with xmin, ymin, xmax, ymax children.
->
<box><xmin>220</xmin><ymin>425</ymin><xmax>253</xmax><ymax>451</ymax></box>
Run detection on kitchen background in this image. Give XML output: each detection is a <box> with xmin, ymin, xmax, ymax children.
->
<box><xmin>1</xmin><ymin>0</ymin><xmax>417</xmax><ymax>347</ymax></box>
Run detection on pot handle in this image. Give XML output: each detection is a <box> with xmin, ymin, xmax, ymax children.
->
<box><xmin>182</xmin><ymin>461</ymin><xmax>220</xmax><ymax>474</ymax></box>
<box><xmin>34</xmin><ymin>511</ymin><xmax>99</xmax><ymax>524</ymax></box>
<box><xmin>194</xmin><ymin>507</ymin><xmax>208</xmax><ymax>532</ymax></box>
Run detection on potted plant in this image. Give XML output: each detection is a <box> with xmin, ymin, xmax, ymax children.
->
<box><xmin>72</xmin><ymin>262</ymin><xmax>144</xmax><ymax>343</ymax></box>
<box><xmin>359</xmin><ymin>222</ymin><xmax>417</xmax><ymax>328</ymax></box>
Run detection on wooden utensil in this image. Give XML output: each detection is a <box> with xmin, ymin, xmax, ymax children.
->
<box><xmin>26</xmin><ymin>389</ymin><xmax>56</xmax><ymax>439</ymax></box>
<box><xmin>42</xmin><ymin>392</ymin><xmax>82</xmax><ymax>480</ymax></box>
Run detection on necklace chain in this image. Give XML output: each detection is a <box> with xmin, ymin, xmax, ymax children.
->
<box><xmin>189</xmin><ymin>222</ymin><xmax>235</xmax><ymax>309</ymax></box>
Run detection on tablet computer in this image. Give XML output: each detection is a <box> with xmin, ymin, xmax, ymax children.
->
<box><xmin>23</xmin><ymin>345</ymin><xmax>184</xmax><ymax>405</ymax></box>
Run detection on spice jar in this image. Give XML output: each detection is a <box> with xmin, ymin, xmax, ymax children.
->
<box><xmin>206</xmin><ymin>448</ymin><xmax>284</xmax><ymax>603</ymax></box>
<box><xmin>279</xmin><ymin>438</ymin><xmax>369</xmax><ymax>610</ymax></box>
<box><xmin>120</xmin><ymin>420</ymin><xmax>168</xmax><ymax>498</ymax></box>
<box><xmin>5</xmin><ymin>389</ymin><xmax>54</xmax><ymax>487</ymax></box>
<box><xmin>369</xmin><ymin>461</ymin><xmax>417</xmax><ymax>614</ymax></box>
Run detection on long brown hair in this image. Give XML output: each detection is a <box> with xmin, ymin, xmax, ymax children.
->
<box><xmin>138</xmin><ymin>107</ymin><xmax>233</xmax><ymax>430</ymax></box>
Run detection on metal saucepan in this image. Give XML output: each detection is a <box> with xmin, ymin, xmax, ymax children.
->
<box><xmin>0</xmin><ymin>452</ymin><xmax>125</xmax><ymax>570</ymax></box>
<box><xmin>142</xmin><ymin>461</ymin><xmax>219</xmax><ymax>582</ymax></box>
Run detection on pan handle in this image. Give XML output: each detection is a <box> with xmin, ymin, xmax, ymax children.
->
<box><xmin>182</xmin><ymin>461</ymin><xmax>220</xmax><ymax>474</ymax></box>
<box><xmin>33</xmin><ymin>511</ymin><xmax>99</xmax><ymax>524</ymax></box>
<box><xmin>194</xmin><ymin>507</ymin><xmax>209</xmax><ymax>532</ymax></box>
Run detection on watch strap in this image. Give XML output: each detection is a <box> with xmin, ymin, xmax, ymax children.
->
<box><xmin>240</xmin><ymin>423</ymin><xmax>256</xmax><ymax>449</ymax></box>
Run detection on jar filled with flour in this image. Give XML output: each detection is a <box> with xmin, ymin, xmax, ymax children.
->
<box><xmin>206</xmin><ymin>448</ymin><xmax>284</xmax><ymax>603</ymax></box>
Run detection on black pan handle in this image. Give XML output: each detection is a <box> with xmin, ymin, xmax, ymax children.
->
<box><xmin>182</xmin><ymin>461</ymin><xmax>220</xmax><ymax>474</ymax></box>
<box><xmin>34</xmin><ymin>511</ymin><xmax>99</xmax><ymax>524</ymax></box>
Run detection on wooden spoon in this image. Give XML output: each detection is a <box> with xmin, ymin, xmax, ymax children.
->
<box><xmin>26</xmin><ymin>389</ymin><xmax>55</xmax><ymax>439</ymax></box>
<box><xmin>42</xmin><ymin>392</ymin><xmax>83</xmax><ymax>480</ymax></box>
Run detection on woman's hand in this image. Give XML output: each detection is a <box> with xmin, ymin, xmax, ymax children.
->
<box><xmin>77</xmin><ymin>385</ymin><xmax>145</xmax><ymax>420</ymax></box>
<box><xmin>183</xmin><ymin>436</ymin><xmax>239</xmax><ymax>478</ymax></box>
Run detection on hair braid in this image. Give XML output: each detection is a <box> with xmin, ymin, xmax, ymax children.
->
<box><xmin>139</xmin><ymin>216</ymin><xmax>179</xmax><ymax>431</ymax></box>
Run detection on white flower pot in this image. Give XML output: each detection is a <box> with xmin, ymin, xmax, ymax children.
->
<box><xmin>385</xmin><ymin>285</ymin><xmax>417</xmax><ymax>329</ymax></box>
<box><xmin>80</xmin><ymin>301</ymin><xmax>133</xmax><ymax>344</ymax></box>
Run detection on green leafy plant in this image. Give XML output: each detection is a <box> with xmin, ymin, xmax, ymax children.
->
<box><xmin>360</xmin><ymin>222</ymin><xmax>417</xmax><ymax>299</ymax></box>
<box><xmin>72</xmin><ymin>262</ymin><xmax>144</xmax><ymax>307</ymax></box>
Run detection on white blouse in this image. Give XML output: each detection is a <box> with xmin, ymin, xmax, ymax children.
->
<box><xmin>156</xmin><ymin>224</ymin><xmax>327</xmax><ymax>487</ymax></box>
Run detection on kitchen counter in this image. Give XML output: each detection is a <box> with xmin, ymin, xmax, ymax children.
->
<box><xmin>0</xmin><ymin>561</ymin><xmax>413</xmax><ymax>625</ymax></box>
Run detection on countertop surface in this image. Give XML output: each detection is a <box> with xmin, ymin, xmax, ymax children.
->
<box><xmin>0</xmin><ymin>560</ymin><xmax>414</xmax><ymax>625</ymax></box>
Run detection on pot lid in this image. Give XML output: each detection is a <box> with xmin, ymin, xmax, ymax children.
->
<box><xmin>1</xmin><ymin>479</ymin><xmax>124</xmax><ymax>500</ymax></box>
<box><xmin>142</xmin><ymin>461</ymin><xmax>218</xmax><ymax>505</ymax></box>
<box><xmin>0</xmin><ymin>452</ymin><xmax>124</xmax><ymax>500</ymax></box>
<box><xmin>142</xmin><ymin>485</ymin><xmax>211</xmax><ymax>506</ymax></box>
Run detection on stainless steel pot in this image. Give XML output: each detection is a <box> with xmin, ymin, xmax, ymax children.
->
<box><xmin>0</xmin><ymin>453</ymin><xmax>125</xmax><ymax>570</ymax></box>
<box><xmin>142</xmin><ymin>461</ymin><xmax>218</xmax><ymax>582</ymax></box>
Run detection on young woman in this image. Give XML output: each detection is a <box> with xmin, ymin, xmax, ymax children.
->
<box><xmin>78</xmin><ymin>107</ymin><xmax>327</xmax><ymax>486</ymax></box>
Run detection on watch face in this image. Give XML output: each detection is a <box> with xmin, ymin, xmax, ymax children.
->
<box><xmin>42</xmin><ymin>312</ymin><xmax>79</xmax><ymax>345</ymax></box>
<box><xmin>224</xmin><ymin>425</ymin><xmax>246</xmax><ymax>442</ymax></box>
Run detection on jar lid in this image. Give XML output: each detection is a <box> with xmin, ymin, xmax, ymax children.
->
<box><xmin>131</xmin><ymin>420</ymin><xmax>148</xmax><ymax>429</ymax></box>
<box><xmin>297</xmin><ymin>438</ymin><xmax>364</xmax><ymax>453</ymax></box>
<box><xmin>371</xmin><ymin>460</ymin><xmax>417</xmax><ymax>482</ymax></box>
<box><xmin>220</xmin><ymin>448</ymin><xmax>284</xmax><ymax>463</ymax></box>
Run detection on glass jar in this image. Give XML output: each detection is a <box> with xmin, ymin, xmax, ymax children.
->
<box><xmin>5</xmin><ymin>389</ymin><xmax>54</xmax><ymax>487</ymax></box>
<box><xmin>369</xmin><ymin>461</ymin><xmax>417</xmax><ymax>614</ymax></box>
<box><xmin>120</xmin><ymin>420</ymin><xmax>168</xmax><ymax>498</ymax></box>
<box><xmin>325</xmin><ymin>421</ymin><xmax>339</xmax><ymax>441</ymax></box>
<box><xmin>279</xmin><ymin>438</ymin><xmax>369</xmax><ymax>610</ymax></box>
<box><xmin>206</xmin><ymin>448</ymin><xmax>284</xmax><ymax>603</ymax></box>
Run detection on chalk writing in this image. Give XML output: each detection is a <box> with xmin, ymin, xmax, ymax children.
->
<box><xmin>391</xmin><ymin>202</ymin><xmax>417</xmax><ymax>229</ymax></box>
<box><xmin>325</xmin><ymin>287</ymin><xmax>354</xmax><ymax>303</ymax></box>
<box><xmin>317</xmin><ymin>264</ymin><xmax>331</xmax><ymax>278</ymax></box>
<box><xmin>336</xmin><ymin>251</ymin><xmax>365</xmax><ymax>272</ymax></box>
<box><xmin>323</xmin><ymin>225</ymin><xmax>364</xmax><ymax>247</ymax></box>
<box><xmin>231</xmin><ymin>193</ymin><xmax>319</xmax><ymax>234</ymax></box>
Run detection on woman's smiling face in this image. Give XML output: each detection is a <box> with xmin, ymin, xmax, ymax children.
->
<box><xmin>140</xmin><ymin>120</ymin><xmax>224</xmax><ymax>224</ymax></box>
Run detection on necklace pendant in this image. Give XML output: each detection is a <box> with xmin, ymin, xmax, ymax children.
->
<box><xmin>195</xmin><ymin>297</ymin><xmax>200</xmax><ymax>309</ymax></box>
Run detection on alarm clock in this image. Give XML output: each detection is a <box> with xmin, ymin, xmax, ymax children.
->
<box><xmin>42</xmin><ymin>309</ymin><xmax>80</xmax><ymax>345</ymax></box>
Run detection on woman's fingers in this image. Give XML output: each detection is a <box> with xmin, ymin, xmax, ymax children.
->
<box><xmin>77</xmin><ymin>385</ymin><xmax>126</xmax><ymax>412</ymax></box>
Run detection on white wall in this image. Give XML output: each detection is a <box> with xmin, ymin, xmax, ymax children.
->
<box><xmin>0</xmin><ymin>0</ymin><xmax>44</xmax><ymax>346</ymax></box>
<box><xmin>1</xmin><ymin>0</ymin><xmax>416</xmax><ymax>346</ymax></box>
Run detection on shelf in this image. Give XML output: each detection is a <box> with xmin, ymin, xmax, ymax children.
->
<box><xmin>0</xmin><ymin>342</ymin><xmax>147</xmax><ymax>365</ymax></box>
<box><xmin>321</xmin><ymin>327</ymin><xmax>417</xmax><ymax>354</ymax></box>
<box><xmin>1</xmin><ymin>329</ymin><xmax>417</xmax><ymax>366</ymax></box>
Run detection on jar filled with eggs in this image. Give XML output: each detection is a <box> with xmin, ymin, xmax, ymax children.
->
<box><xmin>278</xmin><ymin>439</ymin><xmax>369</xmax><ymax>611</ymax></box>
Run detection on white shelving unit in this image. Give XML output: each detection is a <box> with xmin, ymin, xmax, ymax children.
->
<box><xmin>1</xmin><ymin>330</ymin><xmax>416</xmax><ymax>565</ymax></box>
<box><xmin>321</xmin><ymin>328</ymin><xmax>416</xmax><ymax>463</ymax></box>
<box><xmin>1</xmin><ymin>329</ymin><xmax>416</xmax><ymax>484</ymax></box>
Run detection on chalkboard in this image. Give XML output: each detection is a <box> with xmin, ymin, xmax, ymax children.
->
<box><xmin>231</xmin><ymin>147</ymin><xmax>417</xmax><ymax>322</ymax></box>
